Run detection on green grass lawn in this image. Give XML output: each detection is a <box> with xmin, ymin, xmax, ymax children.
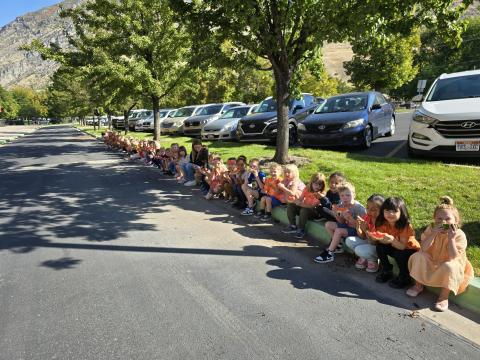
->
<box><xmin>79</xmin><ymin>125</ymin><xmax>480</xmax><ymax>275</ymax></box>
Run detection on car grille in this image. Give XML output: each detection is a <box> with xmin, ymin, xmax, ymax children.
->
<box><xmin>304</xmin><ymin>123</ymin><xmax>343</xmax><ymax>133</ymax></box>
<box><xmin>162</xmin><ymin>122</ymin><xmax>173</xmax><ymax>128</ymax></box>
<box><xmin>205</xmin><ymin>129</ymin><xmax>221</xmax><ymax>132</ymax></box>
<box><xmin>185</xmin><ymin>122</ymin><xmax>200</xmax><ymax>127</ymax></box>
<box><xmin>434</xmin><ymin>120</ymin><xmax>480</xmax><ymax>138</ymax></box>
<box><xmin>241</xmin><ymin>122</ymin><xmax>266</xmax><ymax>134</ymax></box>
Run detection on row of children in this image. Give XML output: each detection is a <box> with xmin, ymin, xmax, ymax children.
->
<box><xmin>102</xmin><ymin>130</ymin><xmax>474</xmax><ymax>312</ymax></box>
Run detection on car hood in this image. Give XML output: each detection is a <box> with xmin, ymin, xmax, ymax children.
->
<box><xmin>421</xmin><ymin>98</ymin><xmax>480</xmax><ymax>121</ymax></box>
<box><xmin>163</xmin><ymin>116</ymin><xmax>190</xmax><ymax>124</ymax></box>
<box><xmin>204</xmin><ymin>117</ymin><xmax>241</xmax><ymax>130</ymax></box>
<box><xmin>240</xmin><ymin>111</ymin><xmax>278</xmax><ymax>122</ymax></box>
<box><xmin>303</xmin><ymin>110</ymin><xmax>366</xmax><ymax>124</ymax></box>
<box><xmin>184</xmin><ymin>114</ymin><xmax>220</xmax><ymax>123</ymax></box>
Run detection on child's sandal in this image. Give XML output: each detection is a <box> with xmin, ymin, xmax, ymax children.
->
<box><xmin>406</xmin><ymin>285</ymin><xmax>424</xmax><ymax>297</ymax></box>
<box><xmin>434</xmin><ymin>300</ymin><xmax>448</xmax><ymax>312</ymax></box>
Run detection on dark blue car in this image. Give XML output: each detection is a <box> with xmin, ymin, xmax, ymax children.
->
<box><xmin>298</xmin><ymin>92</ymin><xmax>395</xmax><ymax>148</ymax></box>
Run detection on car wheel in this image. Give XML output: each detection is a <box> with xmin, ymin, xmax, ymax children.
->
<box><xmin>407</xmin><ymin>140</ymin><xmax>418</xmax><ymax>159</ymax></box>
<box><xmin>385</xmin><ymin>117</ymin><xmax>395</xmax><ymax>137</ymax></box>
<box><xmin>361</xmin><ymin>125</ymin><xmax>373</xmax><ymax>149</ymax></box>
<box><xmin>288</xmin><ymin>123</ymin><xmax>297</xmax><ymax>146</ymax></box>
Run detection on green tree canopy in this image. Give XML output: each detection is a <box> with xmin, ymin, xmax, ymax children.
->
<box><xmin>0</xmin><ymin>86</ymin><xmax>19</xmax><ymax>120</ymax></box>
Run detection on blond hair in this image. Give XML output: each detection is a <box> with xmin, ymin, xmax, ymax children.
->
<box><xmin>337</xmin><ymin>181</ymin><xmax>355</xmax><ymax>195</ymax></box>
<box><xmin>434</xmin><ymin>196</ymin><xmax>461</xmax><ymax>225</ymax></box>
<box><xmin>269</xmin><ymin>163</ymin><xmax>283</xmax><ymax>176</ymax></box>
<box><xmin>284</xmin><ymin>164</ymin><xmax>300</xmax><ymax>181</ymax></box>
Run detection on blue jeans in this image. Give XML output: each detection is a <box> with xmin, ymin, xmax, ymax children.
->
<box><xmin>181</xmin><ymin>163</ymin><xmax>195</xmax><ymax>181</ymax></box>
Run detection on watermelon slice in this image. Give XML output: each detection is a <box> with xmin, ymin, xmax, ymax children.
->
<box><xmin>368</xmin><ymin>231</ymin><xmax>387</xmax><ymax>241</ymax></box>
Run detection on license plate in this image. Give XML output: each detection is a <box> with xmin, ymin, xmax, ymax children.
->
<box><xmin>456</xmin><ymin>140</ymin><xmax>480</xmax><ymax>151</ymax></box>
<box><xmin>207</xmin><ymin>134</ymin><xmax>214</xmax><ymax>139</ymax></box>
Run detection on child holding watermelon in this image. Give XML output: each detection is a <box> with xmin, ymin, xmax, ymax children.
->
<box><xmin>373</xmin><ymin>197</ymin><xmax>420</xmax><ymax>288</ymax></box>
<box><xmin>345</xmin><ymin>194</ymin><xmax>385</xmax><ymax>273</ymax></box>
<box><xmin>314</xmin><ymin>182</ymin><xmax>366</xmax><ymax>263</ymax></box>
<box><xmin>406</xmin><ymin>196</ymin><xmax>473</xmax><ymax>312</ymax></box>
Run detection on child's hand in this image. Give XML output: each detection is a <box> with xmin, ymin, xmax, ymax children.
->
<box><xmin>447</xmin><ymin>224</ymin><xmax>458</xmax><ymax>241</ymax></box>
<box><xmin>381</xmin><ymin>234</ymin><xmax>395</xmax><ymax>244</ymax></box>
<box><xmin>252</xmin><ymin>169</ymin><xmax>258</xmax><ymax>177</ymax></box>
<box><xmin>277</xmin><ymin>183</ymin><xmax>286</xmax><ymax>191</ymax></box>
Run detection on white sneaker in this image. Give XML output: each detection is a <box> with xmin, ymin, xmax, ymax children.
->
<box><xmin>204</xmin><ymin>193</ymin><xmax>213</xmax><ymax>200</ymax></box>
<box><xmin>184</xmin><ymin>180</ymin><xmax>197</xmax><ymax>187</ymax></box>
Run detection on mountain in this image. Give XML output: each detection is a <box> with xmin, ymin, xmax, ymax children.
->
<box><xmin>0</xmin><ymin>0</ymin><xmax>478</xmax><ymax>90</ymax></box>
<box><xmin>0</xmin><ymin>0</ymin><xmax>85</xmax><ymax>90</ymax></box>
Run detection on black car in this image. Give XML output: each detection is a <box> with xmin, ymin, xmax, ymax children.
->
<box><xmin>236</xmin><ymin>93</ymin><xmax>320</xmax><ymax>144</ymax></box>
<box><xmin>297</xmin><ymin>92</ymin><xmax>396</xmax><ymax>149</ymax></box>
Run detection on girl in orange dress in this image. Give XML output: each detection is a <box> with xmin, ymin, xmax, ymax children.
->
<box><xmin>407</xmin><ymin>196</ymin><xmax>474</xmax><ymax>312</ymax></box>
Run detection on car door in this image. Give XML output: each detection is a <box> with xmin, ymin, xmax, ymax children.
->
<box><xmin>376</xmin><ymin>93</ymin><xmax>392</xmax><ymax>134</ymax></box>
<box><xmin>369</xmin><ymin>94</ymin><xmax>384</xmax><ymax>138</ymax></box>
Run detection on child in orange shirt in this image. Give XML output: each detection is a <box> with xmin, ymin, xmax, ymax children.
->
<box><xmin>255</xmin><ymin>164</ymin><xmax>283</xmax><ymax>222</ymax></box>
<box><xmin>373</xmin><ymin>197</ymin><xmax>420</xmax><ymax>288</ymax></box>
<box><xmin>407</xmin><ymin>196</ymin><xmax>473</xmax><ymax>312</ymax></box>
<box><xmin>284</xmin><ymin>173</ymin><xmax>327</xmax><ymax>239</ymax></box>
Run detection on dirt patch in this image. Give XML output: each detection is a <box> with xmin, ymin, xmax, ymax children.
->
<box><xmin>259</xmin><ymin>155</ymin><xmax>311</xmax><ymax>170</ymax></box>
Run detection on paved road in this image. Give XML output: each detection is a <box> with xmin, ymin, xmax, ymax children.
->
<box><xmin>360</xmin><ymin>111</ymin><xmax>412</xmax><ymax>159</ymax></box>
<box><xmin>1</xmin><ymin>126</ymin><xmax>479</xmax><ymax>360</ymax></box>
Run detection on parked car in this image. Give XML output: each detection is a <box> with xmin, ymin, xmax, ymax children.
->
<box><xmin>236</xmin><ymin>93</ymin><xmax>320</xmax><ymax>144</ymax></box>
<box><xmin>112</xmin><ymin>116</ymin><xmax>125</xmax><ymax>129</ymax></box>
<box><xmin>183</xmin><ymin>102</ymin><xmax>245</xmax><ymax>137</ymax></box>
<box><xmin>298</xmin><ymin>92</ymin><xmax>395</xmax><ymax>149</ymax></box>
<box><xmin>161</xmin><ymin>105</ymin><xmax>205</xmax><ymax>135</ymax></box>
<box><xmin>408</xmin><ymin>69</ymin><xmax>480</xmax><ymax>158</ymax></box>
<box><xmin>201</xmin><ymin>104</ymin><xmax>258</xmax><ymax>141</ymax></box>
<box><xmin>129</xmin><ymin>109</ymin><xmax>153</xmax><ymax>131</ymax></box>
<box><xmin>135</xmin><ymin>109</ymin><xmax>177</xmax><ymax>132</ymax></box>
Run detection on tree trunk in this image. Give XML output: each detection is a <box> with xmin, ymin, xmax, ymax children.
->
<box><xmin>124</xmin><ymin>110</ymin><xmax>129</xmax><ymax>135</ymax></box>
<box><xmin>152</xmin><ymin>95</ymin><xmax>160</xmax><ymax>141</ymax></box>
<box><xmin>107</xmin><ymin>114</ymin><xmax>112</xmax><ymax>130</ymax></box>
<box><xmin>272</xmin><ymin>67</ymin><xmax>291</xmax><ymax>164</ymax></box>
<box><xmin>93</xmin><ymin>111</ymin><xmax>97</xmax><ymax>131</ymax></box>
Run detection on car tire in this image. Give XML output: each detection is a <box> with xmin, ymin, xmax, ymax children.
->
<box><xmin>288</xmin><ymin>123</ymin><xmax>297</xmax><ymax>146</ymax></box>
<box><xmin>385</xmin><ymin>117</ymin><xmax>395</xmax><ymax>137</ymax></box>
<box><xmin>361</xmin><ymin>125</ymin><xmax>373</xmax><ymax>149</ymax></box>
<box><xmin>407</xmin><ymin>140</ymin><xmax>418</xmax><ymax>159</ymax></box>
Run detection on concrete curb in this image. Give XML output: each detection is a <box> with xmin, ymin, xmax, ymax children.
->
<box><xmin>269</xmin><ymin>205</ymin><xmax>480</xmax><ymax>315</ymax></box>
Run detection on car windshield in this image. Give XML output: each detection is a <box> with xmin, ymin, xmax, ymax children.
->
<box><xmin>426</xmin><ymin>74</ymin><xmax>480</xmax><ymax>101</ymax></box>
<box><xmin>220</xmin><ymin>107</ymin><xmax>248</xmax><ymax>119</ymax></box>
<box><xmin>136</xmin><ymin>111</ymin><xmax>153</xmax><ymax>118</ymax></box>
<box><xmin>315</xmin><ymin>95</ymin><xmax>368</xmax><ymax>113</ymax></box>
<box><xmin>159</xmin><ymin>111</ymin><xmax>168</xmax><ymax>118</ymax></box>
<box><xmin>256</xmin><ymin>98</ymin><xmax>296</xmax><ymax>113</ymax></box>
<box><xmin>197</xmin><ymin>105</ymin><xmax>223</xmax><ymax>116</ymax></box>
<box><xmin>174</xmin><ymin>107</ymin><xmax>195</xmax><ymax>117</ymax></box>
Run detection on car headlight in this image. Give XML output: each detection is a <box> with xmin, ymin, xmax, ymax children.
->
<box><xmin>342</xmin><ymin>119</ymin><xmax>364</xmax><ymax>129</ymax></box>
<box><xmin>412</xmin><ymin>111</ymin><xmax>438</xmax><ymax>125</ymax></box>
<box><xmin>221</xmin><ymin>122</ymin><xmax>235</xmax><ymax>131</ymax></box>
<box><xmin>265</xmin><ymin>118</ymin><xmax>277</xmax><ymax>125</ymax></box>
<box><xmin>297</xmin><ymin>123</ymin><xmax>306</xmax><ymax>131</ymax></box>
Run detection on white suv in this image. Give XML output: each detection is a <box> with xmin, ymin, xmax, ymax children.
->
<box><xmin>408</xmin><ymin>69</ymin><xmax>480</xmax><ymax>158</ymax></box>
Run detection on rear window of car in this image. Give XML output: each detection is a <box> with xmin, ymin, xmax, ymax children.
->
<box><xmin>316</xmin><ymin>95</ymin><xmax>368</xmax><ymax>113</ymax></box>
<box><xmin>426</xmin><ymin>74</ymin><xmax>480</xmax><ymax>101</ymax></box>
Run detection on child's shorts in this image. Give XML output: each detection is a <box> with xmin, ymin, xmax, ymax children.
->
<box><xmin>337</xmin><ymin>223</ymin><xmax>358</xmax><ymax>237</ymax></box>
<box><xmin>270</xmin><ymin>196</ymin><xmax>282</xmax><ymax>208</ymax></box>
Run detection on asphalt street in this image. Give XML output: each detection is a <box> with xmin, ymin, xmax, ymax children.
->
<box><xmin>1</xmin><ymin>126</ymin><xmax>479</xmax><ymax>360</ymax></box>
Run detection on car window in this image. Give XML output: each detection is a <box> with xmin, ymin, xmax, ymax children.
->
<box><xmin>174</xmin><ymin>107</ymin><xmax>195</xmax><ymax>117</ymax></box>
<box><xmin>198</xmin><ymin>105</ymin><xmax>223</xmax><ymax>115</ymax></box>
<box><xmin>304</xmin><ymin>94</ymin><xmax>314</xmax><ymax>106</ymax></box>
<box><xmin>426</xmin><ymin>74</ymin><xmax>480</xmax><ymax>101</ymax></box>
<box><xmin>376</xmin><ymin>94</ymin><xmax>387</xmax><ymax>105</ymax></box>
<box><xmin>316</xmin><ymin>94</ymin><xmax>368</xmax><ymax>113</ymax></box>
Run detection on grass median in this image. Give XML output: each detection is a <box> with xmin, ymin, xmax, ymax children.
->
<box><xmin>79</xmin><ymin>125</ymin><xmax>480</xmax><ymax>275</ymax></box>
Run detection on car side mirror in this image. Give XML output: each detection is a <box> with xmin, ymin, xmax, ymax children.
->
<box><xmin>412</xmin><ymin>94</ymin><xmax>424</xmax><ymax>102</ymax></box>
<box><xmin>371</xmin><ymin>104</ymin><xmax>382</xmax><ymax>111</ymax></box>
<box><xmin>293</xmin><ymin>105</ymin><xmax>304</xmax><ymax>114</ymax></box>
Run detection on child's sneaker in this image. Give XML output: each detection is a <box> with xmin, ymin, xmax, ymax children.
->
<box><xmin>334</xmin><ymin>244</ymin><xmax>344</xmax><ymax>254</ymax></box>
<box><xmin>241</xmin><ymin>207</ymin><xmax>254</xmax><ymax>216</ymax></box>
<box><xmin>366</xmin><ymin>260</ymin><xmax>379</xmax><ymax>273</ymax></box>
<box><xmin>314</xmin><ymin>250</ymin><xmax>334</xmax><ymax>263</ymax></box>
<box><xmin>260</xmin><ymin>213</ymin><xmax>272</xmax><ymax>222</ymax></box>
<box><xmin>184</xmin><ymin>180</ymin><xmax>197</xmax><ymax>187</ymax></box>
<box><xmin>355</xmin><ymin>257</ymin><xmax>367</xmax><ymax>269</ymax></box>
<box><xmin>282</xmin><ymin>224</ymin><xmax>297</xmax><ymax>233</ymax></box>
<box><xmin>294</xmin><ymin>229</ymin><xmax>305</xmax><ymax>239</ymax></box>
<box><xmin>204</xmin><ymin>193</ymin><xmax>213</xmax><ymax>200</ymax></box>
<box><xmin>254</xmin><ymin>210</ymin><xmax>264</xmax><ymax>218</ymax></box>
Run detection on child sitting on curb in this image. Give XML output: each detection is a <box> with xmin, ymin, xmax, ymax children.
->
<box><xmin>283</xmin><ymin>172</ymin><xmax>328</xmax><ymax>239</ymax></box>
<box><xmin>255</xmin><ymin>163</ymin><xmax>284</xmax><ymax>222</ymax></box>
<box><xmin>241</xmin><ymin>158</ymin><xmax>266</xmax><ymax>216</ymax></box>
<box><xmin>314</xmin><ymin>182</ymin><xmax>366</xmax><ymax>264</ymax></box>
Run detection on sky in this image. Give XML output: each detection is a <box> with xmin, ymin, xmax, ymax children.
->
<box><xmin>0</xmin><ymin>0</ymin><xmax>60</xmax><ymax>28</ymax></box>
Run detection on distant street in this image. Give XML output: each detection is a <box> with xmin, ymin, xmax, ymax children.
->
<box><xmin>1</xmin><ymin>126</ymin><xmax>479</xmax><ymax>360</ymax></box>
